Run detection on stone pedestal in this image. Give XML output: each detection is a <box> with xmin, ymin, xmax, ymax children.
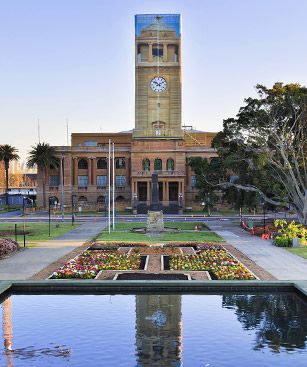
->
<box><xmin>147</xmin><ymin>211</ymin><xmax>164</xmax><ymax>233</ymax></box>
<box><xmin>292</xmin><ymin>238</ymin><xmax>301</xmax><ymax>247</ymax></box>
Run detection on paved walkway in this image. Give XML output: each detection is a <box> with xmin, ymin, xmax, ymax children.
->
<box><xmin>207</xmin><ymin>220</ymin><xmax>307</xmax><ymax>280</ymax></box>
<box><xmin>0</xmin><ymin>221</ymin><xmax>107</xmax><ymax>280</ymax></box>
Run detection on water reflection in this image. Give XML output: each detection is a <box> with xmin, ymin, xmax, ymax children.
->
<box><xmin>0</xmin><ymin>292</ymin><xmax>306</xmax><ymax>366</ymax></box>
<box><xmin>222</xmin><ymin>293</ymin><xmax>307</xmax><ymax>352</ymax></box>
<box><xmin>1</xmin><ymin>295</ymin><xmax>71</xmax><ymax>366</ymax></box>
<box><xmin>135</xmin><ymin>295</ymin><xmax>182</xmax><ymax>366</ymax></box>
<box><xmin>2</xmin><ymin>298</ymin><xmax>13</xmax><ymax>367</ymax></box>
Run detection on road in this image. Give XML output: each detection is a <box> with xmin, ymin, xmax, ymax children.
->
<box><xmin>0</xmin><ymin>211</ymin><xmax>293</xmax><ymax>223</ymax></box>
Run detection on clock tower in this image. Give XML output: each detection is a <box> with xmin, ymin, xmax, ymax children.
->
<box><xmin>133</xmin><ymin>14</ymin><xmax>182</xmax><ymax>138</ymax></box>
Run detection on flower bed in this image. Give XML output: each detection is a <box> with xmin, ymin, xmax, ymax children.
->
<box><xmin>51</xmin><ymin>250</ymin><xmax>142</xmax><ymax>279</ymax></box>
<box><xmin>0</xmin><ymin>238</ymin><xmax>19</xmax><ymax>258</ymax></box>
<box><xmin>168</xmin><ymin>245</ymin><xmax>255</xmax><ymax>280</ymax></box>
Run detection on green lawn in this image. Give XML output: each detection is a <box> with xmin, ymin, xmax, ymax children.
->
<box><xmin>97</xmin><ymin>221</ymin><xmax>222</xmax><ymax>243</ymax></box>
<box><xmin>0</xmin><ymin>222</ymin><xmax>81</xmax><ymax>242</ymax></box>
<box><xmin>112</xmin><ymin>221</ymin><xmax>209</xmax><ymax>231</ymax></box>
<box><xmin>286</xmin><ymin>247</ymin><xmax>307</xmax><ymax>259</ymax></box>
<box><xmin>0</xmin><ymin>206</ymin><xmax>22</xmax><ymax>214</ymax></box>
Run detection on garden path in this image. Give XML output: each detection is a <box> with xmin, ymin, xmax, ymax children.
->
<box><xmin>207</xmin><ymin>220</ymin><xmax>307</xmax><ymax>280</ymax></box>
<box><xmin>0</xmin><ymin>221</ymin><xmax>107</xmax><ymax>280</ymax></box>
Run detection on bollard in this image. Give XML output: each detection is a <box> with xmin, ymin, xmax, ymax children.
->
<box><xmin>23</xmin><ymin>222</ymin><xmax>26</xmax><ymax>247</ymax></box>
<box><xmin>15</xmin><ymin>223</ymin><xmax>17</xmax><ymax>243</ymax></box>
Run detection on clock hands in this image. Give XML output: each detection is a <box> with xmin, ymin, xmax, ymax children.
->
<box><xmin>151</xmin><ymin>77</ymin><xmax>167</xmax><ymax>92</ymax></box>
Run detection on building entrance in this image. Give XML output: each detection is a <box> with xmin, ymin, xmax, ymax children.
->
<box><xmin>138</xmin><ymin>182</ymin><xmax>147</xmax><ymax>202</ymax></box>
<box><xmin>169</xmin><ymin>182</ymin><xmax>179</xmax><ymax>202</ymax></box>
<box><xmin>158</xmin><ymin>182</ymin><xmax>163</xmax><ymax>202</ymax></box>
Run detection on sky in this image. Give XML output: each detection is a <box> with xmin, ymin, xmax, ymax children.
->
<box><xmin>1</xmin><ymin>0</ymin><xmax>307</xmax><ymax>160</ymax></box>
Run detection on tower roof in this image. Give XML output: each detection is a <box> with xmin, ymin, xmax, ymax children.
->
<box><xmin>142</xmin><ymin>16</ymin><xmax>174</xmax><ymax>33</ymax></box>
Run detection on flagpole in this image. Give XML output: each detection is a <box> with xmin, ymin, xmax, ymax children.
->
<box><xmin>108</xmin><ymin>139</ymin><xmax>111</xmax><ymax>233</ymax></box>
<box><xmin>60</xmin><ymin>154</ymin><xmax>65</xmax><ymax>222</ymax></box>
<box><xmin>112</xmin><ymin>142</ymin><xmax>115</xmax><ymax>230</ymax></box>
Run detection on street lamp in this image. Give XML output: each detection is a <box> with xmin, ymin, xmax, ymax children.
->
<box><xmin>71</xmin><ymin>193</ymin><xmax>77</xmax><ymax>226</ymax></box>
<box><xmin>133</xmin><ymin>193</ymin><xmax>137</xmax><ymax>209</ymax></box>
<box><xmin>133</xmin><ymin>192</ymin><xmax>137</xmax><ymax>215</ymax></box>
<box><xmin>22</xmin><ymin>196</ymin><xmax>27</xmax><ymax>216</ymax></box>
<box><xmin>207</xmin><ymin>192</ymin><xmax>211</xmax><ymax>217</ymax></box>
<box><xmin>260</xmin><ymin>197</ymin><xmax>266</xmax><ymax>235</ymax></box>
<box><xmin>48</xmin><ymin>196</ymin><xmax>57</xmax><ymax>237</ymax></box>
<box><xmin>22</xmin><ymin>196</ymin><xmax>27</xmax><ymax>247</ymax></box>
<box><xmin>178</xmin><ymin>193</ymin><xmax>183</xmax><ymax>209</ymax></box>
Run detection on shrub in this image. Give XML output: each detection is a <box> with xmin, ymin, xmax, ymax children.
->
<box><xmin>273</xmin><ymin>220</ymin><xmax>307</xmax><ymax>246</ymax></box>
<box><xmin>0</xmin><ymin>238</ymin><xmax>19</xmax><ymax>257</ymax></box>
<box><xmin>274</xmin><ymin>237</ymin><xmax>292</xmax><ymax>247</ymax></box>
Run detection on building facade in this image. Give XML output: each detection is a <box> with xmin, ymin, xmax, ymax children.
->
<box><xmin>37</xmin><ymin>14</ymin><xmax>217</xmax><ymax>212</ymax></box>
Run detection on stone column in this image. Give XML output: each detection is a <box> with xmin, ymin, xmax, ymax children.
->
<box><xmin>167</xmin><ymin>181</ymin><xmax>170</xmax><ymax>202</ymax></box>
<box><xmin>181</xmin><ymin>179</ymin><xmax>185</xmax><ymax>207</ymax></box>
<box><xmin>147</xmin><ymin>180</ymin><xmax>150</xmax><ymax>203</ymax></box>
<box><xmin>163</xmin><ymin>43</ymin><xmax>168</xmax><ymax>62</ymax></box>
<box><xmin>93</xmin><ymin>158</ymin><xmax>97</xmax><ymax>186</ymax></box>
<box><xmin>73</xmin><ymin>158</ymin><xmax>78</xmax><ymax>186</ymax></box>
<box><xmin>148</xmin><ymin>43</ymin><xmax>153</xmax><ymax>62</ymax></box>
<box><xmin>88</xmin><ymin>158</ymin><xmax>92</xmax><ymax>186</ymax></box>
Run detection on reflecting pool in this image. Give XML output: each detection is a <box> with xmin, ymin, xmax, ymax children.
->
<box><xmin>1</xmin><ymin>293</ymin><xmax>306</xmax><ymax>366</ymax></box>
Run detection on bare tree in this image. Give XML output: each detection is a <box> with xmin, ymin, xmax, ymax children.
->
<box><xmin>212</xmin><ymin>83</ymin><xmax>307</xmax><ymax>224</ymax></box>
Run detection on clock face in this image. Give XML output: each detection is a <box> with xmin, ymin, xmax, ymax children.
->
<box><xmin>150</xmin><ymin>76</ymin><xmax>167</xmax><ymax>93</ymax></box>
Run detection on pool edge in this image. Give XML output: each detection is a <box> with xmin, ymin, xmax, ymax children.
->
<box><xmin>0</xmin><ymin>280</ymin><xmax>306</xmax><ymax>298</ymax></box>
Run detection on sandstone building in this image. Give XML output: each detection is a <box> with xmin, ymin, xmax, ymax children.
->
<box><xmin>37</xmin><ymin>14</ymin><xmax>217</xmax><ymax>213</ymax></box>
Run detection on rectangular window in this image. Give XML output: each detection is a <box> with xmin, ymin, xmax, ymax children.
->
<box><xmin>153</xmin><ymin>47</ymin><xmax>163</xmax><ymax>57</ymax></box>
<box><xmin>78</xmin><ymin>175</ymin><xmax>88</xmax><ymax>187</ymax></box>
<box><xmin>116</xmin><ymin>175</ymin><xmax>126</xmax><ymax>188</ymax></box>
<box><xmin>83</xmin><ymin>141</ymin><xmax>97</xmax><ymax>147</ymax></box>
<box><xmin>191</xmin><ymin>175</ymin><xmax>196</xmax><ymax>188</ymax></box>
<box><xmin>49</xmin><ymin>175</ymin><xmax>59</xmax><ymax>187</ymax></box>
<box><xmin>97</xmin><ymin>175</ymin><xmax>107</xmax><ymax>187</ymax></box>
<box><xmin>116</xmin><ymin>158</ymin><xmax>125</xmax><ymax>169</ymax></box>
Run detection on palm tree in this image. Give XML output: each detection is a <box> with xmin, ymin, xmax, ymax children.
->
<box><xmin>27</xmin><ymin>142</ymin><xmax>59</xmax><ymax>209</ymax></box>
<box><xmin>0</xmin><ymin>145</ymin><xmax>20</xmax><ymax>207</ymax></box>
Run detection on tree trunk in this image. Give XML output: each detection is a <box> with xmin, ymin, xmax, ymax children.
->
<box><xmin>5</xmin><ymin>159</ymin><xmax>9</xmax><ymax>207</ymax></box>
<box><xmin>303</xmin><ymin>191</ymin><xmax>307</xmax><ymax>226</ymax></box>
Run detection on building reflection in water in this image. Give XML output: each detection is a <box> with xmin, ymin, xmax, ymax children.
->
<box><xmin>2</xmin><ymin>297</ymin><xmax>14</xmax><ymax>367</ymax></box>
<box><xmin>135</xmin><ymin>294</ymin><xmax>182</xmax><ymax>367</ymax></box>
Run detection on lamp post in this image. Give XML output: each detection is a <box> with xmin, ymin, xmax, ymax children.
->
<box><xmin>207</xmin><ymin>192</ymin><xmax>211</xmax><ymax>217</ymax></box>
<box><xmin>22</xmin><ymin>196</ymin><xmax>26</xmax><ymax>216</ymax></box>
<box><xmin>71</xmin><ymin>193</ymin><xmax>77</xmax><ymax>226</ymax></box>
<box><xmin>133</xmin><ymin>192</ymin><xmax>137</xmax><ymax>214</ymax></box>
<box><xmin>201</xmin><ymin>201</ymin><xmax>205</xmax><ymax>212</ymax></box>
<box><xmin>260</xmin><ymin>197</ymin><xmax>266</xmax><ymax>235</ymax></box>
<box><xmin>48</xmin><ymin>196</ymin><xmax>57</xmax><ymax>237</ymax></box>
<box><xmin>178</xmin><ymin>193</ymin><xmax>183</xmax><ymax>208</ymax></box>
<box><xmin>22</xmin><ymin>196</ymin><xmax>27</xmax><ymax>247</ymax></box>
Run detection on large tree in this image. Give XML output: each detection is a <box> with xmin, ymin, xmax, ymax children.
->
<box><xmin>212</xmin><ymin>83</ymin><xmax>307</xmax><ymax>224</ymax></box>
<box><xmin>0</xmin><ymin>145</ymin><xmax>20</xmax><ymax>206</ymax></box>
<box><xmin>27</xmin><ymin>142</ymin><xmax>58</xmax><ymax>208</ymax></box>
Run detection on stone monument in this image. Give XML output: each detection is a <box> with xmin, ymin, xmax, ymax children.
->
<box><xmin>150</xmin><ymin>172</ymin><xmax>160</xmax><ymax>211</ymax></box>
<box><xmin>147</xmin><ymin>172</ymin><xmax>164</xmax><ymax>234</ymax></box>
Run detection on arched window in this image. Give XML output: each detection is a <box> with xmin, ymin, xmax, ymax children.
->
<box><xmin>154</xmin><ymin>159</ymin><xmax>162</xmax><ymax>171</ymax></box>
<box><xmin>78</xmin><ymin>159</ymin><xmax>88</xmax><ymax>169</ymax></box>
<box><xmin>49</xmin><ymin>196</ymin><xmax>58</xmax><ymax>206</ymax></box>
<box><xmin>116</xmin><ymin>195</ymin><xmax>125</xmax><ymax>202</ymax></box>
<box><xmin>166</xmin><ymin>158</ymin><xmax>174</xmax><ymax>171</ymax></box>
<box><xmin>97</xmin><ymin>158</ymin><xmax>107</xmax><ymax>169</ymax></box>
<box><xmin>49</xmin><ymin>158</ymin><xmax>60</xmax><ymax>170</ymax></box>
<box><xmin>116</xmin><ymin>158</ymin><xmax>125</xmax><ymax>169</ymax></box>
<box><xmin>142</xmin><ymin>158</ymin><xmax>150</xmax><ymax>171</ymax></box>
<box><xmin>78</xmin><ymin>196</ymin><xmax>87</xmax><ymax>203</ymax></box>
<box><xmin>97</xmin><ymin>195</ymin><xmax>105</xmax><ymax>203</ymax></box>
